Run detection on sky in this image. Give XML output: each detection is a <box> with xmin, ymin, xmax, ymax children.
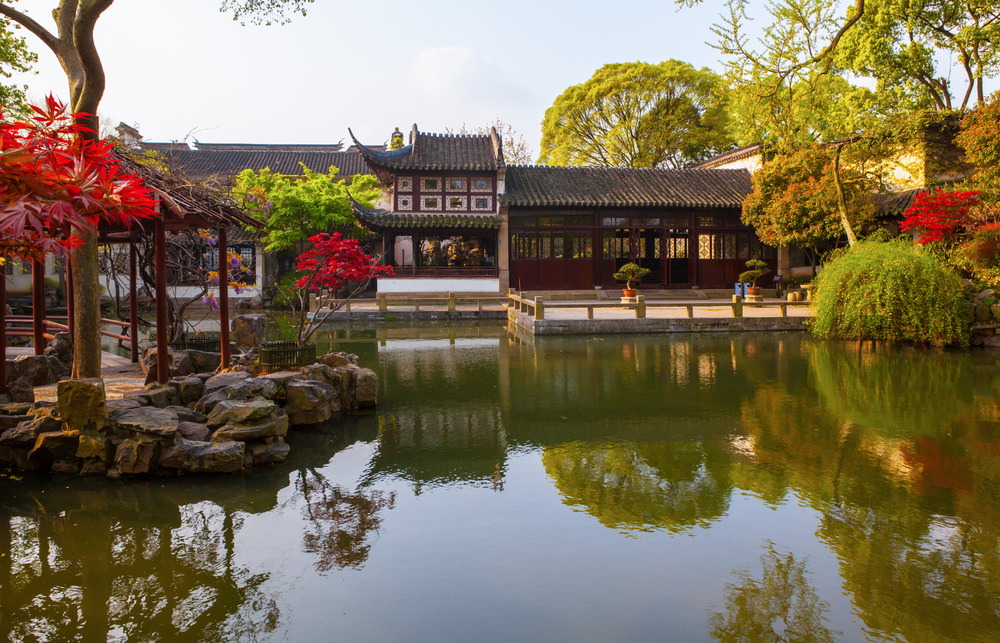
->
<box><xmin>7</xmin><ymin>0</ymin><xmax>728</xmax><ymax>156</ymax></box>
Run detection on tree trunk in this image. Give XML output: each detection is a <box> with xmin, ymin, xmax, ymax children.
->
<box><xmin>71</xmin><ymin>231</ymin><xmax>103</xmax><ymax>377</ymax></box>
<box><xmin>832</xmin><ymin>144</ymin><xmax>858</xmax><ymax>246</ymax></box>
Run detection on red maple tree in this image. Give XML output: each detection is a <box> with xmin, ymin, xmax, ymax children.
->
<box><xmin>291</xmin><ymin>232</ymin><xmax>394</xmax><ymax>345</ymax></box>
<box><xmin>900</xmin><ymin>189</ymin><xmax>982</xmax><ymax>244</ymax></box>
<box><xmin>0</xmin><ymin>96</ymin><xmax>157</xmax><ymax>260</ymax></box>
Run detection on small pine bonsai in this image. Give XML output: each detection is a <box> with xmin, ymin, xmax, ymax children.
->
<box><xmin>613</xmin><ymin>262</ymin><xmax>651</xmax><ymax>290</ymax></box>
<box><xmin>738</xmin><ymin>258</ymin><xmax>770</xmax><ymax>288</ymax></box>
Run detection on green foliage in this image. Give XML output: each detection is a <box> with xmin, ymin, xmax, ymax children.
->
<box><xmin>232</xmin><ymin>164</ymin><xmax>381</xmax><ymax>252</ymax></box>
<box><xmin>741</xmin><ymin>145</ymin><xmax>876</xmax><ymax>250</ymax></box>
<box><xmin>220</xmin><ymin>0</ymin><xmax>314</xmax><ymax>25</ymax></box>
<box><xmin>612</xmin><ymin>262</ymin><xmax>651</xmax><ymax>289</ymax></box>
<box><xmin>737</xmin><ymin>258</ymin><xmax>770</xmax><ymax>287</ymax></box>
<box><xmin>538</xmin><ymin>60</ymin><xmax>732</xmax><ymax>168</ymax></box>
<box><xmin>810</xmin><ymin>238</ymin><xmax>968</xmax><ymax>344</ymax></box>
<box><xmin>958</xmin><ymin>92</ymin><xmax>1000</xmax><ymax>206</ymax></box>
<box><xmin>0</xmin><ymin>15</ymin><xmax>37</xmax><ymax>118</ymax></box>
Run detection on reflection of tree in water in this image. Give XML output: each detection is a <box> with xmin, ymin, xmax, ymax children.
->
<box><xmin>709</xmin><ymin>542</ymin><xmax>839</xmax><ymax>642</ymax></box>
<box><xmin>296</xmin><ymin>468</ymin><xmax>396</xmax><ymax>572</ymax></box>
<box><xmin>738</xmin><ymin>358</ymin><xmax>1000</xmax><ymax>641</ymax></box>
<box><xmin>0</xmin><ymin>498</ymin><xmax>278</xmax><ymax>642</ymax></box>
<box><xmin>542</xmin><ymin>439</ymin><xmax>732</xmax><ymax>533</ymax></box>
<box><xmin>808</xmin><ymin>341</ymin><xmax>975</xmax><ymax>437</ymax></box>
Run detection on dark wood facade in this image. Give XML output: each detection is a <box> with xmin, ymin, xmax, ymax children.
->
<box><xmin>509</xmin><ymin>207</ymin><xmax>774</xmax><ymax>291</ymax></box>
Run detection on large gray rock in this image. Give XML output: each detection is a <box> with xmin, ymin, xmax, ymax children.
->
<box><xmin>231</xmin><ymin>314</ymin><xmax>267</xmax><ymax>349</ymax></box>
<box><xmin>176</xmin><ymin>350</ymin><xmax>222</xmax><ymax>374</ymax></box>
<box><xmin>225</xmin><ymin>377</ymin><xmax>279</xmax><ymax>400</ymax></box>
<box><xmin>106</xmin><ymin>398</ymin><xmax>143</xmax><ymax>412</ymax></box>
<box><xmin>355</xmin><ymin>368</ymin><xmax>379</xmax><ymax>408</ymax></box>
<box><xmin>319</xmin><ymin>352</ymin><xmax>358</xmax><ymax>368</ymax></box>
<box><xmin>248</xmin><ymin>439</ymin><xmax>290</xmax><ymax>465</ymax></box>
<box><xmin>43</xmin><ymin>331</ymin><xmax>73</xmax><ymax>369</ymax></box>
<box><xmin>27</xmin><ymin>431</ymin><xmax>79</xmax><ymax>471</ymax></box>
<box><xmin>204</xmin><ymin>371</ymin><xmax>251</xmax><ymax>394</ymax></box>
<box><xmin>8</xmin><ymin>354</ymin><xmax>62</xmax><ymax>386</ymax></box>
<box><xmin>176</xmin><ymin>376</ymin><xmax>205</xmax><ymax>405</ymax></box>
<box><xmin>212</xmin><ymin>414</ymin><xmax>289</xmax><ymax>442</ymax></box>
<box><xmin>57</xmin><ymin>378</ymin><xmax>107</xmax><ymax>434</ymax></box>
<box><xmin>115</xmin><ymin>439</ymin><xmax>159</xmax><ymax>475</ymax></box>
<box><xmin>207</xmin><ymin>399</ymin><xmax>279</xmax><ymax>428</ymax></box>
<box><xmin>177</xmin><ymin>421</ymin><xmax>212</xmax><ymax>442</ymax></box>
<box><xmin>159</xmin><ymin>439</ymin><xmax>244</xmax><ymax>473</ymax></box>
<box><xmin>193</xmin><ymin>389</ymin><xmax>231</xmax><ymax>415</ymax></box>
<box><xmin>7</xmin><ymin>378</ymin><xmax>34</xmax><ymax>404</ymax></box>
<box><xmin>0</xmin><ymin>415</ymin><xmax>63</xmax><ymax>448</ymax></box>
<box><xmin>112</xmin><ymin>407</ymin><xmax>179</xmax><ymax>440</ymax></box>
<box><xmin>284</xmin><ymin>380</ymin><xmax>334</xmax><ymax>425</ymax></box>
<box><xmin>165</xmin><ymin>406</ymin><xmax>206</xmax><ymax>424</ymax></box>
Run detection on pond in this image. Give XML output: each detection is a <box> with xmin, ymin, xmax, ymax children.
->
<box><xmin>2</xmin><ymin>324</ymin><xmax>999</xmax><ymax>642</ymax></box>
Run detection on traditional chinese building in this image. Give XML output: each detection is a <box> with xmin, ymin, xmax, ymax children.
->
<box><xmin>352</xmin><ymin>125</ymin><xmax>770</xmax><ymax>293</ymax></box>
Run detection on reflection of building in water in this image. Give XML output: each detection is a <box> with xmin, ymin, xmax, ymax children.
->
<box><xmin>364</xmin><ymin>407</ymin><xmax>508</xmax><ymax>491</ymax></box>
<box><xmin>0</xmin><ymin>498</ymin><xmax>279</xmax><ymax>641</ymax></box>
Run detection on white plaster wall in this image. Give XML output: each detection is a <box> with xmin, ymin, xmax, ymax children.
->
<box><xmin>377</xmin><ymin>278</ymin><xmax>500</xmax><ymax>293</ymax></box>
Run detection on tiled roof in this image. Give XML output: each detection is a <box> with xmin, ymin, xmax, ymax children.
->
<box><xmin>875</xmin><ymin>188</ymin><xmax>926</xmax><ymax>219</ymax></box>
<box><xmin>351</xmin><ymin>199</ymin><xmax>499</xmax><ymax>230</ymax></box>
<box><xmin>692</xmin><ymin>143</ymin><xmax>764</xmax><ymax>169</ymax></box>
<box><xmin>109</xmin><ymin>150</ymin><xmax>264</xmax><ymax>232</ymax></box>
<box><xmin>350</xmin><ymin>124</ymin><xmax>502</xmax><ymax>172</ymax></box>
<box><xmin>192</xmin><ymin>142</ymin><xmax>344</xmax><ymax>152</ymax></box>
<box><xmin>138</xmin><ymin>147</ymin><xmax>372</xmax><ymax>180</ymax></box>
<box><xmin>505</xmin><ymin>166</ymin><xmax>752</xmax><ymax>208</ymax></box>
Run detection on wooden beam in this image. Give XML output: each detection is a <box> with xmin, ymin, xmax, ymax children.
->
<box><xmin>218</xmin><ymin>227</ymin><xmax>231</xmax><ymax>368</ymax></box>
<box><xmin>129</xmin><ymin>233</ymin><xmax>139</xmax><ymax>363</ymax></box>
<box><xmin>154</xmin><ymin>217</ymin><xmax>169</xmax><ymax>384</ymax></box>
<box><xmin>32</xmin><ymin>257</ymin><xmax>45</xmax><ymax>356</ymax></box>
<box><xmin>0</xmin><ymin>268</ymin><xmax>6</xmax><ymax>394</ymax></box>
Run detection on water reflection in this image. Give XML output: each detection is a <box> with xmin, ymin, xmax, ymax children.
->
<box><xmin>0</xmin><ymin>481</ymin><xmax>280</xmax><ymax>642</ymax></box>
<box><xmin>543</xmin><ymin>439</ymin><xmax>732</xmax><ymax>533</ymax></box>
<box><xmin>3</xmin><ymin>325</ymin><xmax>1000</xmax><ymax>641</ymax></box>
<box><xmin>709</xmin><ymin>542</ymin><xmax>839</xmax><ymax>642</ymax></box>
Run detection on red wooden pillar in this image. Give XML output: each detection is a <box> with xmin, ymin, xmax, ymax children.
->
<box><xmin>65</xmin><ymin>258</ymin><xmax>74</xmax><ymax>336</ymax></box>
<box><xmin>217</xmin><ymin>227</ymin><xmax>231</xmax><ymax>367</ymax></box>
<box><xmin>128</xmin><ymin>234</ymin><xmax>139</xmax><ymax>364</ymax></box>
<box><xmin>32</xmin><ymin>257</ymin><xmax>45</xmax><ymax>356</ymax></box>
<box><xmin>64</xmin><ymin>225</ymin><xmax>74</xmax><ymax>336</ymax></box>
<box><xmin>0</xmin><ymin>268</ymin><xmax>6</xmax><ymax>394</ymax></box>
<box><xmin>154</xmin><ymin>218</ymin><xmax>169</xmax><ymax>383</ymax></box>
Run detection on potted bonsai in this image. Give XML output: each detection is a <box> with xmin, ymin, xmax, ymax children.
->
<box><xmin>738</xmin><ymin>258</ymin><xmax>770</xmax><ymax>297</ymax></box>
<box><xmin>613</xmin><ymin>262</ymin><xmax>651</xmax><ymax>298</ymax></box>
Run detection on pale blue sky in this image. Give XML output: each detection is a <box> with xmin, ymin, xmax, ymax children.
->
<box><xmin>10</xmin><ymin>0</ymin><xmax>727</xmax><ymax>154</ymax></box>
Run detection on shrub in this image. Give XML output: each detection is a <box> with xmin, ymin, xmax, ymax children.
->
<box><xmin>810</xmin><ymin>238</ymin><xmax>968</xmax><ymax>344</ymax></box>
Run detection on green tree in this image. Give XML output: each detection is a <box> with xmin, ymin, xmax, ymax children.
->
<box><xmin>957</xmin><ymin>92</ymin><xmax>1000</xmax><ymax>205</ymax></box>
<box><xmin>741</xmin><ymin>145</ymin><xmax>877</xmax><ymax>269</ymax></box>
<box><xmin>233</xmin><ymin>165</ymin><xmax>381</xmax><ymax>252</ymax></box>
<box><xmin>0</xmin><ymin>0</ymin><xmax>311</xmax><ymax>378</ymax></box>
<box><xmin>0</xmin><ymin>13</ymin><xmax>35</xmax><ymax>117</ymax></box>
<box><xmin>446</xmin><ymin>118</ymin><xmax>533</xmax><ymax>164</ymax></box>
<box><xmin>538</xmin><ymin>60</ymin><xmax>733</xmax><ymax>169</ymax></box>
<box><xmin>810</xmin><ymin>237</ymin><xmax>968</xmax><ymax>344</ymax></box>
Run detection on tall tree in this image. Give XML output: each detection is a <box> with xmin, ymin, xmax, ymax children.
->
<box><xmin>446</xmin><ymin>118</ymin><xmax>533</xmax><ymax>165</ymax></box>
<box><xmin>538</xmin><ymin>60</ymin><xmax>733</xmax><ymax>169</ymax></box>
<box><xmin>0</xmin><ymin>0</ymin><xmax>311</xmax><ymax>378</ymax></box>
<box><xmin>741</xmin><ymin>144</ymin><xmax>878</xmax><ymax>271</ymax></box>
<box><xmin>0</xmin><ymin>12</ymin><xmax>35</xmax><ymax>116</ymax></box>
<box><xmin>232</xmin><ymin>166</ymin><xmax>381</xmax><ymax>253</ymax></box>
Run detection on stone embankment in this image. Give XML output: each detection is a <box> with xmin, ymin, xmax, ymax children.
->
<box><xmin>0</xmin><ymin>351</ymin><xmax>378</xmax><ymax>476</ymax></box>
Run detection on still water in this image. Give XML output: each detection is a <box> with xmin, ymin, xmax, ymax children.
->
<box><xmin>2</xmin><ymin>324</ymin><xmax>999</xmax><ymax>642</ymax></box>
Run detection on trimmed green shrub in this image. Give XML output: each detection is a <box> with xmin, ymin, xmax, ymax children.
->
<box><xmin>810</xmin><ymin>238</ymin><xmax>968</xmax><ymax>344</ymax></box>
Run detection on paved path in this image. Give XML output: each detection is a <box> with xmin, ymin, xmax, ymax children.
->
<box><xmin>6</xmin><ymin>347</ymin><xmax>145</xmax><ymax>401</ymax></box>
